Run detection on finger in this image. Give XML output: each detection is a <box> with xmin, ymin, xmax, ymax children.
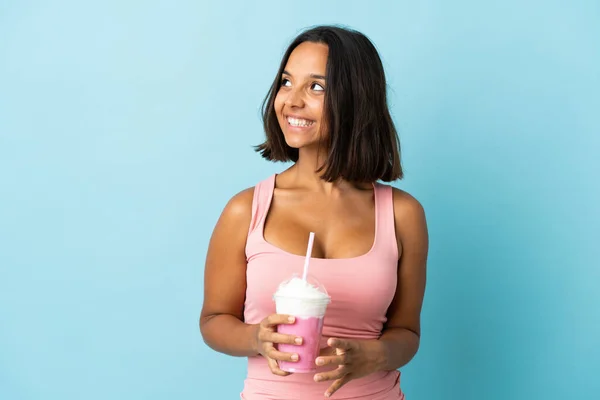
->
<box><xmin>269</xmin><ymin>332</ymin><xmax>303</xmax><ymax>345</ymax></box>
<box><xmin>259</xmin><ymin>330</ymin><xmax>301</xmax><ymax>345</ymax></box>
<box><xmin>318</xmin><ymin>346</ymin><xmax>337</xmax><ymax>357</ymax></box>
<box><xmin>314</xmin><ymin>366</ymin><xmax>347</xmax><ymax>382</ymax></box>
<box><xmin>315</xmin><ymin>355</ymin><xmax>345</xmax><ymax>367</ymax></box>
<box><xmin>267</xmin><ymin>348</ymin><xmax>300</xmax><ymax>363</ymax></box>
<box><xmin>267</xmin><ymin>357</ymin><xmax>291</xmax><ymax>377</ymax></box>
<box><xmin>325</xmin><ymin>374</ymin><xmax>352</xmax><ymax>398</ymax></box>
<box><xmin>327</xmin><ymin>337</ymin><xmax>355</xmax><ymax>351</ymax></box>
<box><xmin>264</xmin><ymin>314</ymin><xmax>295</xmax><ymax>327</ymax></box>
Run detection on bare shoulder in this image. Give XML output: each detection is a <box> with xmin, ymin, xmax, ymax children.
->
<box><xmin>221</xmin><ymin>186</ymin><xmax>255</xmax><ymax>221</ymax></box>
<box><xmin>389</xmin><ymin>186</ymin><xmax>428</xmax><ymax>251</ymax></box>
<box><xmin>390</xmin><ymin>186</ymin><xmax>426</xmax><ymax>224</ymax></box>
<box><xmin>207</xmin><ymin>186</ymin><xmax>256</xmax><ymax>264</ymax></box>
<box><xmin>209</xmin><ymin>186</ymin><xmax>255</xmax><ymax>243</ymax></box>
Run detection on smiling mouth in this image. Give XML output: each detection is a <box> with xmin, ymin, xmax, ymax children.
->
<box><xmin>286</xmin><ymin>116</ymin><xmax>315</xmax><ymax>127</ymax></box>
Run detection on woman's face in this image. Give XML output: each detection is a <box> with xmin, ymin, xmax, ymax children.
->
<box><xmin>274</xmin><ymin>41</ymin><xmax>329</xmax><ymax>150</ymax></box>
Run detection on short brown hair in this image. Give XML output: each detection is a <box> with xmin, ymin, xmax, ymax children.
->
<box><xmin>255</xmin><ymin>25</ymin><xmax>403</xmax><ymax>183</ymax></box>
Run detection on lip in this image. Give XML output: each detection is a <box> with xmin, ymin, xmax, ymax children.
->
<box><xmin>284</xmin><ymin>114</ymin><xmax>316</xmax><ymax>130</ymax></box>
<box><xmin>285</xmin><ymin>115</ymin><xmax>315</xmax><ymax>131</ymax></box>
<box><xmin>285</xmin><ymin>114</ymin><xmax>315</xmax><ymax>122</ymax></box>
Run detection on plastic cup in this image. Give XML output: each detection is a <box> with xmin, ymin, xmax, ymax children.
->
<box><xmin>273</xmin><ymin>273</ymin><xmax>331</xmax><ymax>373</ymax></box>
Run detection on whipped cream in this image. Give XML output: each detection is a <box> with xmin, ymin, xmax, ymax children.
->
<box><xmin>274</xmin><ymin>277</ymin><xmax>330</xmax><ymax>317</ymax></box>
<box><xmin>274</xmin><ymin>277</ymin><xmax>329</xmax><ymax>300</ymax></box>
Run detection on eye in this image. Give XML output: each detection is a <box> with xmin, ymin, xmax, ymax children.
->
<box><xmin>311</xmin><ymin>82</ymin><xmax>325</xmax><ymax>92</ymax></box>
<box><xmin>280</xmin><ymin>78</ymin><xmax>291</xmax><ymax>87</ymax></box>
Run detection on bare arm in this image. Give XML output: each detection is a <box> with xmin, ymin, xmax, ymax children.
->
<box><xmin>199</xmin><ymin>188</ymin><xmax>259</xmax><ymax>357</ymax></box>
<box><xmin>376</xmin><ymin>188</ymin><xmax>429</xmax><ymax>370</ymax></box>
<box><xmin>309</xmin><ymin>188</ymin><xmax>429</xmax><ymax>397</ymax></box>
<box><xmin>199</xmin><ymin>188</ymin><xmax>300</xmax><ymax>373</ymax></box>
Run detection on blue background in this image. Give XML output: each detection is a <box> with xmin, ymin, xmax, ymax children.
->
<box><xmin>1</xmin><ymin>1</ymin><xmax>598</xmax><ymax>399</ymax></box>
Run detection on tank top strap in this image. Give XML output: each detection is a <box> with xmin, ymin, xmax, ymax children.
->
<box><xmin>248</xmin><ymin>174</ymin><xmax>276</xmax><ymax>236</ymax></box>
<box><xmin>373</xmin><ymin>183</ymin><xmax>399</xmax><ymax>260</ymax></box>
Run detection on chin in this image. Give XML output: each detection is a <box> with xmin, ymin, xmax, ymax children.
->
<box><xmin>283</xmin><ymin>138</ymin><xmax>307</xmax><ymax>149</ymax></box>
<box><xmin>282</xmin><ymin>131</ymin><xmax>322</xmax><ymax>149</ymax></box>
<box><xmin>283</xmin><ymin>138</ymin><xmax>321</xmax><ymax>151</ymax></box>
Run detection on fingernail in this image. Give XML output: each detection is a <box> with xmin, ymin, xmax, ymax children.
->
<box><xmin>316</xmin><ymin>358</ymin><xmax>324</xmax><ymax>366</ymax></box>
<box><xmin>291</xmin><ymin>354</ymin><xmax>298</xmax><ymax>361</ymax></box>
<box><xmin>288</xmin><ymin>316</ymin><xmax>295</xmax><ymax>323</ymax></box>
<box><xmin>314</xmin><ymin>375</ymin><xmax>321</xmax><ymax>382</ymax></box>
<box><xmin>325</xmin><ymin>392</ymin><xmax>331</xmax><ymax>398</ymax></box>
<box><xmin>295</xmin><ymin>337</ymin><xmax>302</xmax><ymax>345</ymax></box>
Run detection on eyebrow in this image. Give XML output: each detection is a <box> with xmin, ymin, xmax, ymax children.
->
<box><xmin>282</xmin><ymin>70</ymin><xmax>327</xmax><ymax>81</ymax></box>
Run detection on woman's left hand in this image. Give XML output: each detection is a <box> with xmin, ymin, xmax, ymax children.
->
<box><xmin>314</xmin><ymin>337</ymin><xmax>384</xmax><ymax>398</ymax></box>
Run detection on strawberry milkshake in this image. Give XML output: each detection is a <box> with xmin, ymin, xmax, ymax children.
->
<box><xmin>273</xmin><ymin>274</ymin><xmax>331</xmax><ymax>373</ymax></box>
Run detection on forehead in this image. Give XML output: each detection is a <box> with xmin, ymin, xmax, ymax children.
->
<box><xmin>285</xmin><ymin>41</ymin><xmax>329</xmax><ymax>75</ymax></box>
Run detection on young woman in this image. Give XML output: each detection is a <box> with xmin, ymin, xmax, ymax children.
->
<box><xmin>200</xmin><ymin>25</ymin><xmax>428</xmax><ymax>400</ymax></box>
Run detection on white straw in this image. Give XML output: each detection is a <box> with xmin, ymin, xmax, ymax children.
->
<box><xmin>302</xmin><ymin>232</ymin><xmax>315</xmax><ymax>281</ymax></box>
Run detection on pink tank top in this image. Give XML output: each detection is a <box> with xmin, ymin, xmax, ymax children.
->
<box><xmin>241</xmin><ymin>174</ymin><xmax>405</xmax><ymax>400</ymax></box>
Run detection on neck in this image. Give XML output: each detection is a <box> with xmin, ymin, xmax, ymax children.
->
<box><xmin>286</xmin><ymin>147</ymin><xmax>346</xmax><ymax>194</ymax></box>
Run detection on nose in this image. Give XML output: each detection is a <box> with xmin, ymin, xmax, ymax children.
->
<box><xmin>284</xmin><ymin>86</ymin><xmax>305</xmax><ymax>108</ymax></box>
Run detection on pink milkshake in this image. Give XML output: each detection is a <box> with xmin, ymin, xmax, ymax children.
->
<box><xmin>278</xmin><ymin>316</ymin><xmax>324</xmax><ymax>372</ymax></box>
<box><xmin>273</xmin><ymin>274</ymin><xmax>330</xmax><ymax>373</ymax></box>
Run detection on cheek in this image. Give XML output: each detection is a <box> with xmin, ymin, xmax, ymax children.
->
<box><xmin>311</xmin><ymin>100</ymin><xmax>324</xmax><ymax>123</ymax></box>
<box><xmin>315</xmin><ymin>105</ymin><xmax>327</xmax><ymax>137</ymax></box>
<box><xmin>274</xmin><ymin>93</ymin><xmax>285</xmax><ymax>113</ymax></box>
<box><xmin>310</xmin><ymin>99</ymin><xmax>324</xmax><ymax>120</ymax></box>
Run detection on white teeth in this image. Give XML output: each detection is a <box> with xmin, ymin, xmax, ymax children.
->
<box><xmin>287</xmin><ymin>117</ymin><xmax>314</xmax><ymax>127</ymax></box>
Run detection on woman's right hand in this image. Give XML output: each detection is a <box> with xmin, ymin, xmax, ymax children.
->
<box><xmin>253</xmin><ymin>314</ymin><xmax>303</xmax><ymax>376</ymax></box>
